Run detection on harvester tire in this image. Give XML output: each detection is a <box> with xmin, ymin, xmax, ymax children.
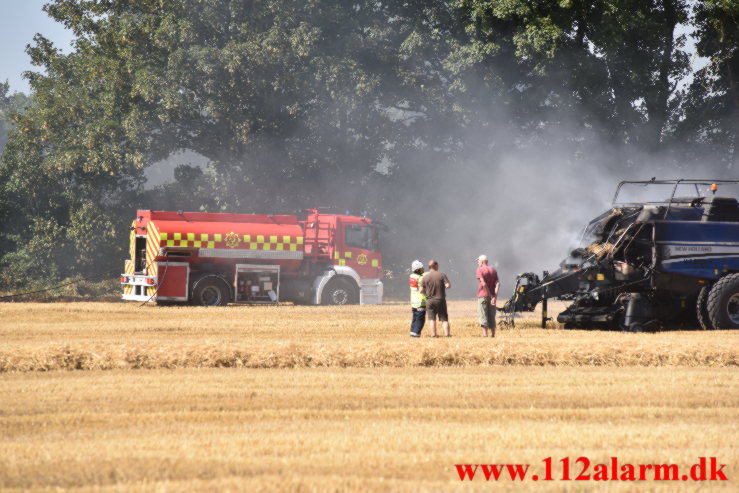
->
<box><xmin>696</xmin><ymin>285</ymin><xmax>714</xmax><ymax>330</ymax></box>
<box><xmin>626</xmin><ymin>322</ymin><xmax>645</xmax><ymax>333</ymax></box>
<box><xmin>322</xmin><ymin>278</ymin><xmax>359</xmax><ymax>305</ymax></box>
<box><xmin>707</xmin><ymin>273</ymin><xmax>739</xmax><ymax>330</ymax></box>
<box><xmin>192</xmin><ymin>277</ymin><xmax>230</xmax><ymax>306</ymax></box>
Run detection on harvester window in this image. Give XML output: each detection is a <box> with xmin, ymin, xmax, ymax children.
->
<box><xmin>345</xmin><ymin>225</ymin><xmax>375</xmax><ymax>251</ymax></box>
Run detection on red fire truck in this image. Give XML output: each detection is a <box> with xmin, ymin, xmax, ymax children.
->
<box><xmin>121</xmin><ymin>209</ymin><xmax>384</xmax><ymax>305</ymax></box>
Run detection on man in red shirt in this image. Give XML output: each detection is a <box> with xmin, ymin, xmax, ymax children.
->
<box><xmin>476</xmin><ymin>254</ymin><xmax>499</xmax><ymax>337</ymax></box>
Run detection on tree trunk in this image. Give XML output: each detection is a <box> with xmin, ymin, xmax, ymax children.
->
<box><xmin>644</xmin><ymin>0</ymin><xmax>677</xmax><ymax>152</ymax></box>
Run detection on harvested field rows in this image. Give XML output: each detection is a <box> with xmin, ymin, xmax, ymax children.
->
<box><xmin>1</xmin><ymin>367</ymin><xmax>737</xmax><ymax>492</ymax></box>
<box><xmin>1</xmin><ymin>301</ymin><xmax>737</xmax><ymax>491</ymax></box>
<box><xmin>1</xmin><ymin>301</ymin><xmax>737</xmax><ymax>371</ymax></box>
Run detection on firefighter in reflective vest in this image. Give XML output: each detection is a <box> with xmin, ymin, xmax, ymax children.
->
<box><xmin>409</xmin><ymin>260</ymin><xmax>426</xmax><ymax>337</ymax></box>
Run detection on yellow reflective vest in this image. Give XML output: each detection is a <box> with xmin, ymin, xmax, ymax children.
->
<box><xmin>410</xmin><ymin>272</ymin><xmax>426</xmax><ymax>308</ymax></box>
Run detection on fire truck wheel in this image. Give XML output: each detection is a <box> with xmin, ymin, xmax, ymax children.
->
<box><xmin>192</xmin><ymin>277</ymin><xmax>230</xmax><ymax>306</ymax></box>
<box><xmin>323</xmin><ymin>279</ymin><xmax>359</xmax><ymax>305</ymax></box>
<box><xmin>696</xmin><ymin>285</ymin><xmax>714</xmax><ymax>330</ymax></box>
<box><xmin>707</xmin><ymin>273</ymin><xmax>739</xmax><ymax>330</ymax></box>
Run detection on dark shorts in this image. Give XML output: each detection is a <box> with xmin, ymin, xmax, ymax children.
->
<box><xmin>426</xmin><ymin>298</ymin><xmax>448</xmax><ymax>322</ymax></box>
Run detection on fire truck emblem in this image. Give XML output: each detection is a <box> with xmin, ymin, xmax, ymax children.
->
<box><xmin>357</xmin><ymin>253</ymin><xmax>368</xmax><ymax>265</ymax></box>
<box><xmin>225</xmin><ymin>232</ymin><xmax>241</xmax><ymax>249</ymax></box>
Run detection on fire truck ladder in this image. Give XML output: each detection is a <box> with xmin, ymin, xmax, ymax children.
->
<box><xmin>306</xmin><ymin>215</ymin><xmax>333</xmax><ymax>260</ymax></box>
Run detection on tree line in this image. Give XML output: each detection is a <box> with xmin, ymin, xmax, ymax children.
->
<box><xmin>0</xmin><ymin>0</ymin><xmax>737</xmax><ymax>290</ymax></box>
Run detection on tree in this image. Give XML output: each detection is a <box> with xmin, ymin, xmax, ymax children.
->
<box><xmin>0</xmin><ymin>0</ymin><xmax>732</xmax><ymax>290</ymax></box>
<box><xmin>0</xmin><ymin>82</ymin><xmax>30</xmax><ymax>154</ymax></box>
<box><xmin>674</xmin><ymin>0</ymin><xmax>739</xmax><ymax>170</ymax></box>
<box><xmin>0</xmin><ymin>0</ymin><xmax>414</xmax><ymax>286</ymax></box>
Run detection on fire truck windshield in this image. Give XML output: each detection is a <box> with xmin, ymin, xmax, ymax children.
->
<box><xmin>345</xmin><ymin>224</ymin><xmax>376</xmax><ymax>251</ymax></box>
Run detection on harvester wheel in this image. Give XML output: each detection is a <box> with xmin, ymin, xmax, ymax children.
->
<box><xmin>322</xmin><ymin>278</ymin><xmax>359</xmax><ymax>305</ymax></box>
<box><xmin>707</xmin><ymin>273</ymin><xmax>739</xmax><ymax>330</ymax></box>
<box><xmin>696</xmin><ymin>285</ymin><xmax>714</xmax><ymax>330</ymax></box>
<box><xmin>192</xmin><ymin>277</ymin><xmax>230</xmax><ymax>306</ymax></box>
<box><xmin>626</xmin><ymin>322</ymin><xmax>644</xmax><ymax>333</ymax></box>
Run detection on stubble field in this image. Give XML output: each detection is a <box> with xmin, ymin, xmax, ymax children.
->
<box><xmin>1</xmin><ymin>300</ymin><xmax>737</xmax><ymax>491</ymax></box>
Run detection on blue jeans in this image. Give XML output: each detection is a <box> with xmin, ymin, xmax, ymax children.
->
<box><xmin>411</xmin><ymin>307</ymin><xmax>426</xmax><ymax>335</ymax></box>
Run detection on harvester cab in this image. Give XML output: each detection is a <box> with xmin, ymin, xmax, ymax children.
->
<box><xmin>504</xmin><ymin>179</ymin><xmax>739</xmax><ymax>331</ymax></box>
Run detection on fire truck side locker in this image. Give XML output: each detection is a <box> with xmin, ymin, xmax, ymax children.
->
<box><xmin>155</xmin><ymin>262</ymin><xmax>190</xmax><ymax>301</ymax></box>
<box><xmin>234</xmin><ymin>264</ymin><xmax>280</xmax><ymax>303</ymax></box>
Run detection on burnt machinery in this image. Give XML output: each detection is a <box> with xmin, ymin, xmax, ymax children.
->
<box><xmin>504</xmin><ymin>179</ymin><xmax>739</xmax><ymax>331</ymax></box>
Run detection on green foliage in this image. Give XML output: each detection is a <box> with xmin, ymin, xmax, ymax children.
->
<box><xmin>674</xmin><ymin>0</ymin><xmax>739</xmax><ymax>169</ymax></box>
<box><xmin>0</xmin><ymin>82</ymin><xmax>30</xmax><ymax>154</ymax></box>
<box><xmin>66</xmin><ymin>201</ymin><xmax>122</xmax><ymax>277</ymax></box>
<box><xmin>0</xmin><ymin>217</ymin><xmax>65</xmax><ymax>286</ymax></box>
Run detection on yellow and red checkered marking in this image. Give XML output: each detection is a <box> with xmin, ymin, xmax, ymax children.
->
<box><xmin>158</xmin><ymin>232</ymin><xmax>304</xmax><ymax>251</ymax></box>
<box><xmin>333</xmin><ymin>251</ymin><xmax>381</xmax><ymax>268</ymax></box>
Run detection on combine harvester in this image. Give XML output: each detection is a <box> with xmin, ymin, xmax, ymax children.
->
<box><xmin>505</xmin><ymin>179</ymin><xmax>739</xmax><ymax>331</ymax></box>
<box><xmin>121</xmin><ymin>209</ymin><xmax>383</xmax><ymax>306</ymax></box>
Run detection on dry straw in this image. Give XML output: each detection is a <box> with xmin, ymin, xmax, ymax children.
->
<box><xmin>1</xmin><ymin>301</ymin><xmax>736</xmax><ymax>372</ymax></box>
<box><xmin>1</xmin><ymin>340</ymin><xmax>736</xmax><ymax>372</ymax></box>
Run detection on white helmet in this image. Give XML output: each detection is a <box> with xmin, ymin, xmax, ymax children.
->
<box><xmin>411</xmin><ymin>260</ymin><xmax>423</xmax><ymax>271</ymax></box>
